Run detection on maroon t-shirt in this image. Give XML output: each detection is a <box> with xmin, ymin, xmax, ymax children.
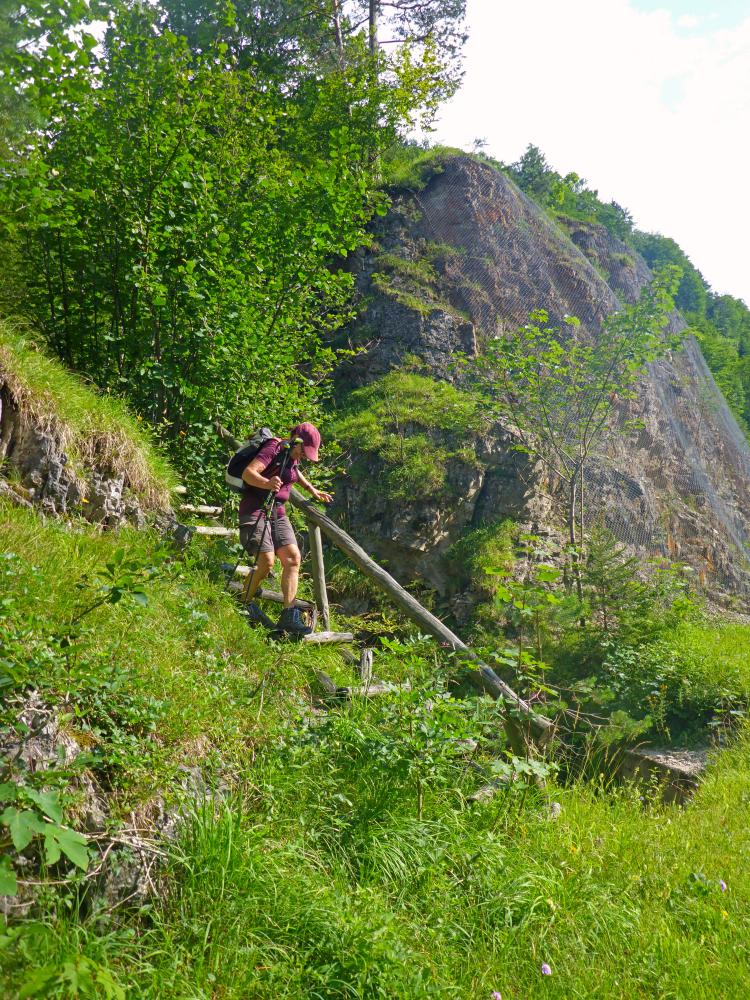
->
<box><xmin>238</xmin><ymin>439</ymin><xmax>299</xmax><ymax>523</ymax></box>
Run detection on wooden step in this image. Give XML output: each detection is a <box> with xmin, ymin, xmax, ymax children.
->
<box><xmin>315</xmin><ymin>670</ymin><xmax>409</xmax><ymax>698</ymax></box>
<box><xmin>180</xmin><ymin>504</ymin><xmax>223</xmax><ymax>516</ymax></box>
<box><xmin>194</xmin><ymin>525</ymin><xmax>239</xmax><ymax>537</ymax></box>
<box><xmin>221</xmin><ymin>563</ymin><xmax>277</xmax><ymax>581</ymax></box>
<box><xmin>228</xmin><ymin>582</ymin><xmax>314</xmax><ymax>611</ymax></box>
<box><xmin>303</xmin><ymin>631</ymin><xmax>354</xmax><ymax>646</ymax></box>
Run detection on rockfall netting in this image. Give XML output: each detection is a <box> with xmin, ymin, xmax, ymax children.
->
<box><xmin>396</xmin><ymin>157</ymin><xmax>750</xmax><ymax>595</ymax></box>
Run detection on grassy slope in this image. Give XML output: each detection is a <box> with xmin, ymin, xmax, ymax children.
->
<box><xmin>0</xmin><ymin>321</ymin><xmax>175</xmax><ymax>506</ymax></box>
<box><xmin>1</xmin><ymin>501</ymin><xmax>750</xmax><ymax>998</ymax></box>
<box><xmin>0</xmin><ymin>501</ymin><xmax>349</xmax><ymax>810</ymax></box>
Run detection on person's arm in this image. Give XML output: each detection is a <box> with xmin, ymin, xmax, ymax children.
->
<box><xmin>296</xmin><ymin>469</ymin><xmax>333</xmax><ymax>503</ymax></box>
<box><xmin>243</xmin><ymin>457</ymin><xmax>283</xmax><ymax>492</ymax></box>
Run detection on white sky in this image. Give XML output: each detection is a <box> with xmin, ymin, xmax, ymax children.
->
<box><xmin>427</xmin><ymin>0</ymin><xmax>750</xmax><ymax>305</ymax></box>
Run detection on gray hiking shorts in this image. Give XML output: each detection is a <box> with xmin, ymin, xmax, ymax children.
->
<box><xmin>239</xmin><ymin>512</ymin><xmax>297</xmax><ymax>555</ymax></box>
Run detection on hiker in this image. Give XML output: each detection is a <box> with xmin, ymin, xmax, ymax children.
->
<box><xmin>239</xmin><ymin>422</ymin><xmax>332</xmax><ymax>633</ymax></box>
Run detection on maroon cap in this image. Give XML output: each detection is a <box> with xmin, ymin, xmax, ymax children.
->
<box><xmin>291</xmin><ymin>422</ymin><xmax>321</xmax><ymax>462</ymax></box>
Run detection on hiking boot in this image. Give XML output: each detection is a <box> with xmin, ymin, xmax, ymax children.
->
<box><xmin>242</xmin><ymin>601</ymin><xmax>267</xmax><ymax>625</ymax></box>
<box><xmin>277</xmin><ymin>607</ymin><xmax>312</xmax><ymax>636</ymax></box>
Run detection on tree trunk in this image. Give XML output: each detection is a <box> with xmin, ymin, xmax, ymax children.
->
<box><xmin>331</xmin><ymin>0</ymin><xmax>345</xmax><ymax>64</ymax></box>
<box><xmin>369</xmin><ymin>0</ymin><xmax>378</xmax><ymax>55</ymax></box>
<box><xmin>568</xmin><ymin>475</ymin><xmax>583</xmax><ymax>602</ymax></box>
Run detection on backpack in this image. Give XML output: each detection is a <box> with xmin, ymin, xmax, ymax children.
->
<box><xmin>225</xmin><ymin>428</ymin><xmax>279</xmax><ymax>494</ymax></box>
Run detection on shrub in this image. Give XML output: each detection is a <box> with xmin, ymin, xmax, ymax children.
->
<box><xmin>332</xmin><ymin>369</ymin><xmax>488</xmax><ymax>502</ymax></box>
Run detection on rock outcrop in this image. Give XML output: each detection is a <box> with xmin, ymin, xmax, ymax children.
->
<box><xmin>336</xmin><ymin>156</ymin><xmax>750</xmax><ymax>599</ymax></box>
<box><xmin>0</xmin><ymin>377</ymin><xmax>172</xmax><ymax>529</ymax></box>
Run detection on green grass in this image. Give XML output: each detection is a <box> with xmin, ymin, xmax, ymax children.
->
<box><xmin>3</xmin><ymin>502</ymin><xmax>750</xmax><ymax>997</ymax></box>
<box><xmin>331</xmin><ymin>369</ymin><xmax>488</xmax><ymax>502</ymax></box>
<box><xmin>0</xmin><ymin>501</ymin><xmax>347</xmax><ymax>809</ymax></box>
<box><xmin>449</xmin><ymin>520</ymin><xmax>518</xmax><ymax>597</ymax></box>
<box><xmin>381</xmin><ymin>143</ymin><xmax>466</xmax><ymax>192</ymax></box>
<box><xmin>0</xmin><ymin>320</ymin><xmax>175</xmax><ymax>506</ymax></box>
<box><xmin>4</xmin><ymin>690</ymin><xmax>750</xmax><ymax>997</ymax></box>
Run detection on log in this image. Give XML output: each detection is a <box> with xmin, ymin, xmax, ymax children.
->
<box><xmin>339</xmin><ymin>647</ymin><xmax>359</xmax><ymax>667</ymax></box>
<box><xmin>172</xmin><ymin>485</ymin><xmax>188</xmax><ymax>495</ymax></box>
<box><xmin>302</xmin><ymin>631</ymin><xmax>354</xmax><ymax>645</ymax></box>
<box><xmin>315</xmin><ymin>672</ymin><xmax>409</xmax><ymax>700</ymax></box>
<box><xmin>221</xmin><ymin>563</ymin><xmax>276</xmax><ymax>580</ymax></box>
<box><xmin>180</xmin><ymin>504</ymin><xmax>223</xmax><ymax>516</ymax></box>
<box><xmin>214</xmin><ymin>422</ymin><xmax>552</xmax><ymax>749</ymax></box>
<box><xmin>194</xmin><ymin>525</ymin><xmax>238</xmax><ymax>537</ymax></box>
<box><xmin>227</xmin><ymin>581</ymin><xmax>314</xmax><ymax>611</ymax></box>
<box><xmin>315</xmin><ymin>670</ymin><xmax>340</xmax><ymax>696</ymax></box>
<box><xmin>307</xmin><ymin>522</ymin><xmax>330</xmax><ymax>631</ymax></box>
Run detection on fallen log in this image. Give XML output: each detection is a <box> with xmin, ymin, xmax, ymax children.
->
<box><xmin>227</xmin><ymin>581</ymin><xmax>314</xmax><ymax>611</ymax></box>
<box><xmin>194</xmin><ymin>525</ymin><xmax>238</xmax><ymax>538</ymax></box>
<box><xmin>315</xmin><ymin>670</ymin><xmax>409</xmax><ymax>699</ymax></box>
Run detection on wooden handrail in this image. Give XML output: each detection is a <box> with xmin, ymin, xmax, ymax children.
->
<box><xmin>214</xmin><ymin>421</ymin><xmax>553</xmax><ymax>749</ymax></box>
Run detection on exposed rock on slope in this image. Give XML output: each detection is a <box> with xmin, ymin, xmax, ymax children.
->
<box><xmin>0</xmin><ymin>333</ymin><xmax>173</xmax><ymax>527</ymax></box>
<box><xmin>336</xmin><ymin>156</ymin><xmax>750</xmax><ymax>598</ymax></box>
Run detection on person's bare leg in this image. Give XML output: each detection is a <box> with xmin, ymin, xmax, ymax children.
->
<box><xmin>242</xmin><ymin>550</ymin><xmax>275</xmax><ymax>603</ymax></box>
<box><xmin>277</xmin><ymin>544</ymin><xmax>302</xmax><ymax>608</ymax></box>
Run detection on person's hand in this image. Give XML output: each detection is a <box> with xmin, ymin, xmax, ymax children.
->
<box><xmin>267</xmin><ymin>475</ymin><xmax>283</xmax><ymax>491</ymax></box>
<box><xmin>311</xmin><ymin>487</ymin><xmax>334</xmax><ymax>503</ymax></box>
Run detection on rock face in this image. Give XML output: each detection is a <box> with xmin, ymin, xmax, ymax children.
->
<box><xmin>0</xmin><ymin>692</ymin><xmax>215</xmax><ymax>917</ymax></box>
<box><xmin>0</xmin><ymin>378</ymin><xmax>169</xmax><ymax>529</ymax></box>
<box><xmin>337</xmin><ymin>156</ymin><xmax>750</xmax><ymax>599</ymax></box>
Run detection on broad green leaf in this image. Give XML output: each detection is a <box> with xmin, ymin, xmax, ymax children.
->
<box><xmin>0</xmin><ymin>783</ymin><xmax>18</xmax><ymax>803</ymax></box>
<box><xmin>535</xmin><ymin>565</ymin><xmax>561</xmax><ymax>583</ymax></box>
<box><xmin>24</xmin><ymin>788</ymin><xmax>63</xmax><ymax>824</ymax></box>
<box><xmin>1</xmin><ymin>808</ymin><xmax>46</xmax><ymax>851</ymax></box>
<box><xmin>44</xmin><ymin>824</ymin><xmax>90</xmax><ymax>870</ymax></box>
<box><xmin>19</xmin><ymin>966</ymin><xmax>57</xmax><ymax>999</ymax></box>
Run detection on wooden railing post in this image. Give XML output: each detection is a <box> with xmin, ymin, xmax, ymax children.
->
<box><xmin>307</xmin><ymin>520</ymin><xmax>330</xmax><ymax>632</ymax></box>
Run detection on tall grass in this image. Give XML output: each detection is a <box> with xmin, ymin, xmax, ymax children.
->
<box><xmin>2</xmin><ymin>503</ymin><xmax>750</xmax><ymax>998</ymax></box>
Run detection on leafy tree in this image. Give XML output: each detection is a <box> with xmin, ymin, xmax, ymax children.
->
<box><xmin>507</xmin><ymin>144</ymin><xmax>555</xmax><ymax>203</ymax></box>
<box><xmin>631</xmin><ymin>231</ymin><xmax>708</xmax><ymax>316</ymax></box>
<box><xmin>1</xmin><ymin>1</ymin><xmax>456</xmax><ymax>484</ymax></box>
<box><xmin>465</xmin><ymin>268</ymin><xmax>682</xmax><ymax>595</ymax></box>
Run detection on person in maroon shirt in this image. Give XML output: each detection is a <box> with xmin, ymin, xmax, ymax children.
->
<box><xmin>239</xmin><ymin>422</ymin><xmax>332</xmax><ymax>633</ymax></box>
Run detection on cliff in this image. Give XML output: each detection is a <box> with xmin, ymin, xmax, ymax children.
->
<box><xmin>334</xmin><ymin>155</ymin><xmax>750</xmax><ymax>601</ymax></box>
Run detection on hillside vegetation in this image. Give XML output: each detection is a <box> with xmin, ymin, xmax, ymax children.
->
<box><xmin>3</xmin><ymin>2</ymin><xmax>750</xmax><ymax>998</ymax></box>
<box><xmin>0</xmin><ymin>322</ymin><xmax>175</xmax><ymax>507</ymax></box>
<box><xmin>2</xmin><ymin>498</ymin><xmax>750</xmax><ymax>998</ymax></box>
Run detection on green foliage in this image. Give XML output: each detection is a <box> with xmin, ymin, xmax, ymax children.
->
<box><xmin>464</xmin><ymin>270</ymin><xmax>682</xmax><ymax>563</ymax></box>
<box><xmin>507</xmin><ymin>144</ymin><xmax>634</xmax><ymax>240</ymax></box>
<box><xmin>332</xmin><ymin>368</ymin><xmax>487</xmax><ymax>501</ymax></box>
<box><xmin>0</xmin><ymin>502</ymin><xmax>345</xmax><ymax>801</ymax></box>
<box><xmin>0</xmin><ymin>2</ymin><xmax>462</xmax><ymax>489</ymax></box>
<box><xmin>630</xmin><ymin>231</ymin><xmax>750</xmax><ymax>433</ymax></box>
<box><xmin>380</xmin><ymin>140</ymin><xmax>465</xmax><ymax>191</ymax></box>
<box><xmin>448</xmin><ymin>519</ymin><xmax>518</xmax><ymax>597</ymax></box>
<box><xmin>371</xmin><ymin>248</ymin><xmax>468</xmax><ymax>319</ymax></box>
